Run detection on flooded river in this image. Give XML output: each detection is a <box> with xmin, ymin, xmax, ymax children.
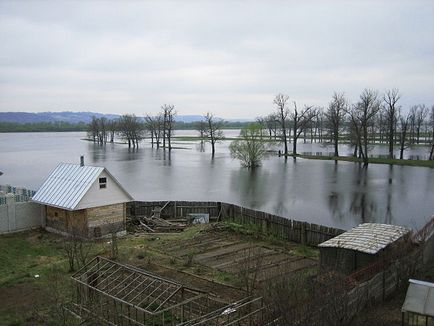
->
<box><xmin>1</xmin><ymin>131</ymin><xmax>433</xmax><ymax>230</ymax></box>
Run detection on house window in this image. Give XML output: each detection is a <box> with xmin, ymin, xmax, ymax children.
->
<box><xmin>99</xmin><ymin>177</ymin><xmax>107</xmax><ymax>189</ymax></box>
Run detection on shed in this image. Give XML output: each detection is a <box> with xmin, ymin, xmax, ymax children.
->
<box><xmin>402</xmin><ymin>279</ymin><xmax>434</xmax><ymax>326</ymax></box>
<box><xmin>318</xmin><ymin>223</ymin><xmax>410</xmax><ymax>275</ymax></box>
<box><xmin>32</xmin><ymin>160</ymin><xmax>133</xmax><ymax>238</ymax></box>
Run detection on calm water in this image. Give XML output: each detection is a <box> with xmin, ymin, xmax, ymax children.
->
<box><xmin>0</xmin><ymin>131</ymin><xmax>433</xmax><ymax>230</ymax></box>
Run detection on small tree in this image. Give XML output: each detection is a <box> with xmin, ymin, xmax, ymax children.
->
<box><xmin>229</xmin><ymin>123</ymin><xmax>268</xmax><ymax>168</ymax></box>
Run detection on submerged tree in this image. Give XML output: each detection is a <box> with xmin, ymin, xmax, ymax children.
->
<box><xmin>229</xmin><ymin>123</ymin><xmax>268</xmax><ymax>168</ymax></box>
<box><xmin>398</xmin><ymin>111</ymin><xmax>411</xmax><ymax>160</ymax></box>
<box><xmin>291</xmin><ymin>102</ymin><xmax>318</xmax><ymax>155</ymax></box>
<box><xmin>161</xmin><ymin>104</ymin><xmax>176</xmax><ymax>150</ymax></box>
<box><xmin>325</xmin><ymin>92</ymin><xmax>348</xmax><ymax>157</ymax></box>
<box><xmin>118</xmin><ymin>114</ymin><xmax>144</xmax><ymax>148</ymax></box>
<box><xmin>203</xmin><ymin>112</ymin><xmax>225</xmax><ymax>156</ymax></box>
<box><xmin>383</xmin><ymin>89</ymin><xmax>401</xmax><ymax>158</ymax></box>
<box><xmin>273</xmin><ymin>93</ymin><xmax>290</xmax><ymax>156</ymax></box>
<box><xmin>347</xmin><ymin>89</ymin><xmax>381</xmax><ymax>165</ymax></box>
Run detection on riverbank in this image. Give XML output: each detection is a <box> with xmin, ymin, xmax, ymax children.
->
<box><xmin>286</xmin><ymin>153</ymin><xmax>434</xmax><ymax>168</ymax></box>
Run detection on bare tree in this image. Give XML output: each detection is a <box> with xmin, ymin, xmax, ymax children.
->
<box><xmin>383</xmin><ymin>89</ymin><xmax>401</xmax><ymax>158</ymax></box>
<box><xmin>118</xmin><ymin>114</ymin><xmax>144</xmax><ymax>148</ymax></box>
<box><xmin>265</xmin><ymin>113</ymin><xmax>279</xmax><ymax>140</ymax></box>
<box><xmin>274</xmin><ymin>93</ymin><xmax>290</xmax><ymax>156</ymax></box>
<box><xmin>195</xmin><ymin>120</ymin><xmax>207</xmax><ymax>139</ymax></box>
<box><xmin>325</xmin><ymin>92</ymin><xmax>348</xmax><ymax>157</ymax></box>
<box><xmin>161</xmin><ymin>104</ymin><xmax>176</xmax><ymax>150</ymax></box>
<box><xmin>87</xmin><ymin>116</ymin><xmax>99</xmax><ymax>142</ymax></box>
<box><xmin>398</xmin><ymin>111</ymin><xmax>412</xmax><ymax>160</ymax></box>
<box><xmin>203</xmin><ymin>112</ymin><xmax>225</xmax><ymax>156</ymax></box>
<box><xmin>145</xmin><ymin>114</ymin><xmax>164</xmax><ymax>149</ymax></box>
<box><xmin>414</xmin><ymin>104</ymin><xmax>428</xmax><ymax>144</ymax></box>
<box><xmin>347</xmin><ymin>89</ymin><xmax>381</xmax><ymax>165</ymax></box>
<box><xmin>261</xmin><ymin>271</ymin><xmax>315</xmax><ymax>325</ymax></box>
<box><xmin>291</xmin><ymin>102</ymin><xmax>318</xmax><ymax>155</ymax></box>
<box><xmin>62</xmin><ymin>230</ymin><xmax>93</xmax><ymax>272</ymax></box>
<box><xmin>107</xmin><ymin>119</ymin><xmax>117</xmax><ymax>143</ymax></box>
<box><xmin>97</xmin><ymin>117</ymin><xmax>108</xmax><ymax>145</ymax></box>
<box><xmin>236</xmin><ymin>244</ymin><xmax>264</xmax><ymax>296</ymax></box>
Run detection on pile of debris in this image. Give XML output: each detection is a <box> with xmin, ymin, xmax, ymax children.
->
<box><xmin>128</xmin><ymin>207</ymin><xmax>187</xmax><ymax>233</ymax></box>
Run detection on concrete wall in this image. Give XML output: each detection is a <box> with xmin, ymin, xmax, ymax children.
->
<box><xmin>0</xmin><ymin>194</ymin><xmax>45</xmax><ymax>234</ymax></box>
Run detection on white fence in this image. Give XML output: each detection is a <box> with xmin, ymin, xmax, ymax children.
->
<box><xmin>0</xmin><ymin>194</ymin><xmax>45</xmax><ymax>234</ymax></box>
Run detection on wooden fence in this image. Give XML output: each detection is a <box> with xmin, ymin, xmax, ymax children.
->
<box><xmin>127</xmin><ymin>201</ymin><xmax>344</xmax><ymax>247</ymax></box>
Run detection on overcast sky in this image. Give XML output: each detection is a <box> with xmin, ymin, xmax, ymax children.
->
<box><xmin>0</xmin><ymin>1</ymin><xmax>433</xmax><ymax>118</ymax></box>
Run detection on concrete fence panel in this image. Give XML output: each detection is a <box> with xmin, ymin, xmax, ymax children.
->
<box><xmin>0</xmin><ymin>194</ymin><xmax>45</xmax><ymax>234</ymax></box>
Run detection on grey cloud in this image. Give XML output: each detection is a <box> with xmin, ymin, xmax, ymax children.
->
<box><xmin>0</xmin><ymin>0</ymin><xmax>433</xmax><ymax>117</ymax></box>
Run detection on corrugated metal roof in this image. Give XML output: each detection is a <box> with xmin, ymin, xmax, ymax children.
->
<box><xmin>32</xmin><ymin>163</ymin><xmax>104</xmax><ymax>210</ymax></box>
<box><xmin>402</xmin><ymin>279</ymin><xmax>434</xmax><ymax>317</ymax></box>
<box><xmin>318</xmin><ymin>223</ymin><xmax>410</xmax><ymax>254</ymax></box>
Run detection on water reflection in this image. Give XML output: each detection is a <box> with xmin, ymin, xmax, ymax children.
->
<box><xmin>328</xmin><ymin>163</ymin><xmax>345</xmax><ymax>220</ymax></box>
<box><xmin>384</xmin><ymin>165</ymin><xmax>394</xmax><ymax>225</ymax></box>
<box><xmin>196</xmin><ymin>140</ymin><xmax>205</xmax><ymax>152</ymax></box>
<box><xmin>230</xmin><ymin>168</ymin><xmax>269</xmax><ymax>210</ymax></box>
<box><xmin>1</xmin><ymin>131</ymin><xmax>433</xmax><ymax>230</ymax></box>
<box><xmin>350</xmin><ymin>166</ymin><xmax>377</xmax><ymax>224</ymax></box>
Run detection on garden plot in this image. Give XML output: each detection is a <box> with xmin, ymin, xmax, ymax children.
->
<box><xmin>151</xmin><ymin>225</ymin><xmax>318</xmax><ymax>282</ymax></box>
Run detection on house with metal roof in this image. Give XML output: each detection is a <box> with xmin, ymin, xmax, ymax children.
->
<box><xmin>32</xmin><ymin>157</ymin><xmax>133</xmax><ymax>238</ymax></box>
<box><xmin>402</xmin><ymin>279</ymin><xmax>434</xmax><ymax>325</ymax></box>
<box><xmin>318</xmin><ymin>223</ymin><xmax>411</xmax><ymax>274</ymax></box>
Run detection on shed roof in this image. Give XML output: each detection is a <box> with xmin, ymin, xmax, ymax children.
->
<box><xmin>32</xmin><ymin>163</ymin><xmax>132</xmax><ymax>210</ymax></box>
<box><xmin>402</xmin><ymin>279</ymin><xmax>434</xmax><ymax>317</ymax></box>
<box><xmin>318</xmin><ymin>223</ymin><xmax>410</xmax><ymax>254</ymax></box>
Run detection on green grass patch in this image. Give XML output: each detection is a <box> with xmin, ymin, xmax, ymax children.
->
<box><xmin>0</xmin><ymin>231</ymin><xmax>65</xmax><ymax>287</ymax></box>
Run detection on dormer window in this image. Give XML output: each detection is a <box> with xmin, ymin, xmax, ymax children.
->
<box><xmin>99</xmin><ymin>177</ymin><xmax>107</xmax><ymax>189</ymax></box>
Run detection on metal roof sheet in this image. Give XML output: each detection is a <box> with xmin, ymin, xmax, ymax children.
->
<box><xmin>32</xmin><ymin>163</ymin><xmax>105</xmax><ymax>210</ymax></box>
<box><xmin>318</xmin><ymin>223</ymin><xmax>410</xmax><ymax>254</ymax></box>
<box><xmin>402</xmin><ymin>279</ymin><xmax>434</xmax><ymax>317</ymax></box>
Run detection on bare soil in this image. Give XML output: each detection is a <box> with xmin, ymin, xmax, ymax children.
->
<box><xmin>140</xmin><ymin>224</ymin><xmax>318</xmax><ymax>291</ymax></box>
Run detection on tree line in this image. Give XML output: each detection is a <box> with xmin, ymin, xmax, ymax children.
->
<box><xmin>87</xmin><ymin>106</ymin><xmax>226</xmax><ymax>154</ymax></box>
<box><xmin>0</xmin><ymin>121</ymin><xmax>88</xmax><ymax>132</ymax></box>
<box><xmin>255</xmin><ymin>89</ymin><xmax>434</xmax><ymax>164</ymax></box>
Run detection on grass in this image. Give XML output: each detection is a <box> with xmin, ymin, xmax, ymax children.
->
<box><xmin>0</xmin><ymin>231</ymin><xmax>71</xmax><ymax>325</ymax></box>
<box><xmin>286</xmin><ymin>153</ymin><xmax>434</xmax><ymax>168</ymax></box>
<box><xmin>0</xmin><ymin>224</ymin><xmax>319</xmax><ymax>324</ymax></box>
<box><xmin>222</xmin><ymin>220</ymin><xmax>319</xmax><ymax>259</ymax></box>
<box><xmin>0</xmin><ymin>230</ymin><xmax>65</xmax><ymax>287</ymax></box>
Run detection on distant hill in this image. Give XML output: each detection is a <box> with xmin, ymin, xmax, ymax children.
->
<box><xmin>0</xmin><ymin>111</ymin><xmax>252</xmax><ymax>124</ymax></box>
<box><xmin>0</xmin><ymin>111</ymin><xmax>120</xmax><ymax>124</ymax></box>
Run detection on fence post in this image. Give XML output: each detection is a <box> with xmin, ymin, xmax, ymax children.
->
<box><xmin>6</xmin><ymin>194</ymin><xmax>16</xmax><ymax>232</ymax></box>
<box><xmin>301</xmin><ymin>222</ymin><xmax>307</xmax><ymax>245</ymax></box>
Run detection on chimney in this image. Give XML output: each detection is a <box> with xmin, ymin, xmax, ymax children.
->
<box><xmin>80</xmin><ymin>156</ymin><xmax>84</xmax><ymax>167</ymax></box>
